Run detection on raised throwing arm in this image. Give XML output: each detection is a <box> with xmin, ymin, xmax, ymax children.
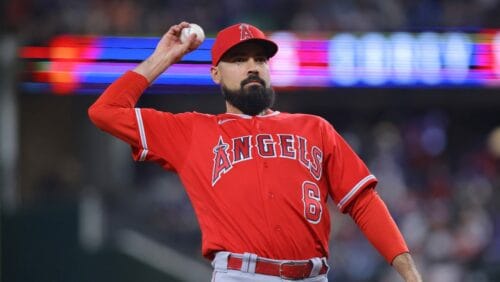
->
<box><xmin>134</xmin><ymin>22</ymin><xmax>202</xmax><ymax>83</ymax></box>
<box><xmin>88</xmin><ymin>22</ymin><xmax>201</xmax><ymax>150</ymax></box>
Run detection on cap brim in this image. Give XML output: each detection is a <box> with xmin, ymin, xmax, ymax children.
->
<box><xmin>219</xmin><ymin>38</ymin><xmax>278</xmax><ymax>63</ymax></box>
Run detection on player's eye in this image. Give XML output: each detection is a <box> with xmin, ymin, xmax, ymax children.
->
<box><xmin>232</xmin><ymin>57</ymin><xmax>247</xmax><ymax>63</ymax></box>
<box><xmin>255</xmin><ymin>56</ymin><xmax>268</xmax><ymax>63</ymax></box>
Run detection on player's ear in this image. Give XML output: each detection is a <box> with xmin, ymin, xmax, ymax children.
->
<box><xmin>210</xmin><ymin>66</ymin><xmax>221</xmax><ymax>84</ymax></box>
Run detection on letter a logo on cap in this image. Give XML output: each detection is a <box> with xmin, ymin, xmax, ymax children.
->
<box><xmin>239</xmin><ymin>24</ymin><xmax>254</xmax><ymax>41</ymax></box>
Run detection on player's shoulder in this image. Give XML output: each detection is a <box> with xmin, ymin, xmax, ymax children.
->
<box><xmin>143</xmin><ymin>111</ymin><xmax>218</xmax><ymax>125</ymax></box>
<box><xmin>178</xmin><ymin>111</ymin><xmax>224</xmax><ymax>125</ymax></box>
<box><xmin>172</xmin><ymin>111</ymin><xmax>216</xmax><ymax>120</ymax></box>
<box><xmin>279</xmin><ymin>112</ymin><xmax>332</xmax><ymax>126</ymax></box>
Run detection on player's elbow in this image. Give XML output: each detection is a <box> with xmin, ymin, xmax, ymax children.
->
<box><xmin>88</xmin><ymin>104</ymin><xmax>107</xmax><ymax>129</ymax></box>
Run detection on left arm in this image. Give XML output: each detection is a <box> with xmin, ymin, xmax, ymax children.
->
<box><xmin>346</xmin><ymin>188</ymin><xmax>422</xmax><ymax>281</ymax></box>
<box><xmin>320</xmin><ymin>123</ymin><xmax>421</xmax><ymax>280</ymax></box>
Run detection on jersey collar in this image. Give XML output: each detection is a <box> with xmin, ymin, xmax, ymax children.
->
<box><xmin>223</xmin><ymin>110</ymin><xmax>281</xmax><ymax>119</ymax></box>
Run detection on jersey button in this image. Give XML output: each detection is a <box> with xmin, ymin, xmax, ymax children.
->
<box><xmin>268</xmin><ymin>192</ymin><xmax>274</xmax><ymax>199</ymax></box>
<box><xmin>263</xmin><ymin>162</ymin><xmax>269</xmax><ymax>168</ymax></box>
<box><xmin>274</xmin><ymin>225</ymin><xmax>281</xmax><ymax>232</ymax></box>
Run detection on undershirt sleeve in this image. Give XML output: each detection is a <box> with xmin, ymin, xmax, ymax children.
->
<box><xmin>346</xmin><ymin>187</ymin><xmax>410</xmax><ymax>264</ymax></box>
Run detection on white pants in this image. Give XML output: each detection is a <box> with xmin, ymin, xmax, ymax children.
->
<box><xmin>211</xmin><ymin>252</ymin><xmax>329</xmax><ymax>282</ymax></box>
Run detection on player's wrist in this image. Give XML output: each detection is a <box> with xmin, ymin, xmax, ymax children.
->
<box><xmin>134</xmin><ymin>52</ymin><xmax>174</xmax><ymax>83</ymax></box>
<box><xmin>392</xmin><ymin>253</ymin><xmax>422</xmax><ymax>282</ymax></box>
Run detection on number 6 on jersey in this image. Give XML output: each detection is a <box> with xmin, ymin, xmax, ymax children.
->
<box><xmin>302</xmin><ymin>181</ymin><xmax>323</xmax><ymax>224</ymax></box>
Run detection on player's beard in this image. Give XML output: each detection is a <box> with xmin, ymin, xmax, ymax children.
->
<box><xmin>221</xmin><ymin>75</ymin><xmax>275</xmax><ymax>116</ymax></box>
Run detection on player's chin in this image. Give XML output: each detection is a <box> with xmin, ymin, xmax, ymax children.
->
<box><xmin>242</xmin><ymin>82</ymin><xmax>265</xmax><ymax>93</ymax></box>
<box><xmin>244</xmin><ymin>81</ymin><xmax>264</xmax><ymax>87</ymax></box>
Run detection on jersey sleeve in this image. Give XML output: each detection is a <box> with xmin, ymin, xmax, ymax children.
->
<box><xmin>322</xmin><ymin>121</ymin><xmax>378</xmax><ymax>213</ymax></box>
<box><xmin>88</xmin><ymin>70</ymin><xmax>195</xmax><ymax>171</ymax></box>
<box><xmin>131</xmin><ymin>109</ymin><xmax>195</xmax><ymax>170</ymax></box>
<box><xmin>347</xmin><ymin>188</ymin><xmax>409</xmax><ymax>264</ymax></box>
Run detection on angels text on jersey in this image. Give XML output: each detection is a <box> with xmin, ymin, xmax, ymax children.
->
<box><xmin>212</xmin><ymin>134</ymin><xmax>323</xmax><ymax>186</ymax></box>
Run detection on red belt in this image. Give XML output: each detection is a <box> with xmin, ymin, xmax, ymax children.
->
<box><xmin>227</xmin><ymin>255</ymin><xmax>328</xmax><ymax>280</ymax></box>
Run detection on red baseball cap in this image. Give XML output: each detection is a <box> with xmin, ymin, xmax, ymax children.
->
<box><xmin>211</xmin><ymin>23</ymin><xmax>278</xmax><ymax>66</ymax></box>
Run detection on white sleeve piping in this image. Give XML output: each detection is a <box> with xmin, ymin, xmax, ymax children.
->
<box><xmin>337</xmin><ymin>174</ymin><xmax>376</xmax><ymax>210</ymax></box>
<box><xmin>134</xmin><ymin>108</ymin><xmax>149</xmax><ymax>161</ymax></box>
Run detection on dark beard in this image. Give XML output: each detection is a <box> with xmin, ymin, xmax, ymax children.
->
<box><xmin>221</xmin><ymin>75</ymin><xmax>275</xmax><ymax>116</ymax></box>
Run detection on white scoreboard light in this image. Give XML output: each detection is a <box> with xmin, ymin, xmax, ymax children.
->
<box><xmin>328</xmin><ymin>31</ymin><xmax>474</xmax><ymax>86</ymax></box>
<box><xmin>328</xmin><ymin>33</ymin><xmax>358</xmax><ymax>86</ymax></box>
<box><xmin>391</xmin><ymin>32</ymin><xmax>415</xmax><ymax>84</ymax></box>
<box><xmin>442</xmin><ymin>32</ymin><xmax>472</xmax><ymax>83</ymax></box>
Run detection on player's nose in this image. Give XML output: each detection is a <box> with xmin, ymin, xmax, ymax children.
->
<box><xmin>246</xmin><ymin>58</ymin><xmax>259</xmax><ymax>75</ymax></box>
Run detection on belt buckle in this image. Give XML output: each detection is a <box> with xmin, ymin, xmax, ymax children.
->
<box><xmin>278</xmin><ymin>261</ymin><xmax>306</xmax><ymax>280</ymax></box>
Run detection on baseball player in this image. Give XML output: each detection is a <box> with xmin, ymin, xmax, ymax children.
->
<box><xmin>88</xmin><ymin>22</ymin><xmax>422</xmax><ymax>281</ymax></box>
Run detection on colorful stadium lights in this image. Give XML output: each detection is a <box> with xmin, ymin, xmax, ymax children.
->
<box><xmin>19</xmin><ymin>30</ymin><xmax>500</xmax><ymax>94</ymax></box>
<box><xmin>269</xmin><ymin>32</ymin><xmax>301</xmax><ymax>87</ymax></box>
<box><xmin>494</xmin><ymin>32</ymin><xmax>500</xmax><ymax>77</ymax></box>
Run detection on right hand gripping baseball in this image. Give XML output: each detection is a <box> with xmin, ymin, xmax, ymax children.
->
<box><xmin>154</xmin><ymin>21</ymin><xmax>202</xmax><ymax>64</ymax></box>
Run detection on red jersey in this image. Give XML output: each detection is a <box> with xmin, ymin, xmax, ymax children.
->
<box><xmin>89</xmin><ymin>71</ymin><xmax>378</xmax><ymax>260</ymax></box>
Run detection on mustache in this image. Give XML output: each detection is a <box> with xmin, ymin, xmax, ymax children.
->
<box><xmin>241</xmin><ymin>75</ymin><xmax>265</xmax><ymax>87</ymax></box>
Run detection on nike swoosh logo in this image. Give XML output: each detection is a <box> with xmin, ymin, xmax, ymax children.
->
<box><xmin>218</xmin><ymin>119</ymin><xmax>236</xmax><ymax>125</ymax></box>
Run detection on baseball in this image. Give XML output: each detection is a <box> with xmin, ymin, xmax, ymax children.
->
<box><xmin>180</xmin><ymin>23</ymin><xmax>205</xmax><ymax>43</ymax></box>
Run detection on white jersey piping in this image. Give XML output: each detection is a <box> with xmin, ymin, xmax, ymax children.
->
<box><xmin>134</xmin><ymin>108</ymin><xmax>149</xmax><ymax>161</ymax></box>
<box><xmin>337</xmin><ymin>174</ymin><xmax>376</xmax><ymax>210</ymax></box>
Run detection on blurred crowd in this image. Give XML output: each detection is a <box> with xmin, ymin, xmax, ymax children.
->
<box><xmin>328</xmin><ymin>112</ymin><xmax>500</xmax><ymax>282</ymax></box>
<box><xmin>3</xmin><ymin>0</ymin><xmax>500</xmax><ymax>44</ymax></box>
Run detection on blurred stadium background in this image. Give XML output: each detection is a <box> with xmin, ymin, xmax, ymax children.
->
<box><xmin>2</xmin><ymin>0</ymin><xmax>500</xmax><ymax>281</ymax></box>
